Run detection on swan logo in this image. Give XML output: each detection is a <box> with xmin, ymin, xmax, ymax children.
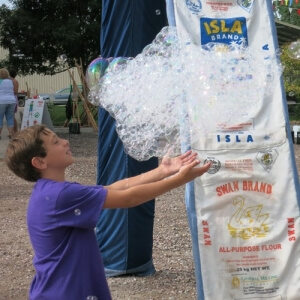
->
<box><xmin>204</xmin><ymin>157</ymin><xmax>221</xmax><ymax>174</ymax></box>
<box><xmin>186</xmin><ymin>0</ymin><xmax>202</xmax><ymax>14</ymax></box>
<box><xmin>256</xmin><ymin>149</ymin><xmax>278</xmax><ymax>173</ymax></box>
<box><xmin>237</xmin><ymin>0</ymin><xmax>255</xmax><ymax>13</ymax></box>
<box><xmin>232</xmin><ymin>276</ymin><xmax>240</xmax><ymax>289</ymax></box>
<box><xmin>228</xmin><ymin>196</ymin><xmax>269</xmax><ymax>240</ymax></box>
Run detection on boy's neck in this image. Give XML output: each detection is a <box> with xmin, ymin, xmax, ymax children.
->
<box><xmin>41</xmin><ymin>169</ymin><xmax>66</xmax><ymax>182</ymax></box>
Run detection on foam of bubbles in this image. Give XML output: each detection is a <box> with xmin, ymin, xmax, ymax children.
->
<box><xmin>88</xmin><ymin>26</ymin><xmax>283</xmax><ymax>161</ymax></box>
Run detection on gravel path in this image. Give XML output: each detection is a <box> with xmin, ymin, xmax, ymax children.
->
<box><xmin>0</xmin><ymin>131</ymin><xmax>196</xmax><ymax>300</ymax></box>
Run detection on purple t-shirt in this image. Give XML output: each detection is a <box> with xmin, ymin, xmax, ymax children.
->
<box><xmin>27</xmin><ymin>179</ymin><xmax>111</xmax><ymax>300</ymax></box>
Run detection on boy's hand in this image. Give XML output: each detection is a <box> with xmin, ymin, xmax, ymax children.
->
<box><xmin>176</xmin><ymin>160</ymin><xmax>212</xmax><ymax>184</ymax></box>
<box><xmin>160</xmin><ymin>150</ymin><xmax>198</xmax><ymax>177</ymax></box>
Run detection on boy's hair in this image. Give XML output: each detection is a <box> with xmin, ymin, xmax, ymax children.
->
<box><xmin>5</xmin><ymin>125</ymin><xmax>50</xmax><ymax>182</ymax></box>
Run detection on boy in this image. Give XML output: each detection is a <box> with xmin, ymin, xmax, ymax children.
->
<box><xmin>5</xmin><ymin>124</ymin><xmax>211</xmax><ymax>300</ymax></box>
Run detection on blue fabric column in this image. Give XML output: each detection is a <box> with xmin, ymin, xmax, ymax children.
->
<box><xmin>96</xmin><ymin>0</ymin><xmax>167</xmax><ymax>276</ymax></box>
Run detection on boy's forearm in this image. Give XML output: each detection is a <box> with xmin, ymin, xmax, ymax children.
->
<box><xmin>104</xmin><ymin>174</ymin><xmax>181</xmax><ymax>208</ymax></box>
<box><xmin>105</xmin><ymin>151</ymin><xmax>198</xmax><ymax>191</ymax></box>
<box><xmin>125</xmin><ymin>176</ymin><xmax>180</xmax><ymax>207</ymax></box>
<box><xmin>104</xmin><ymin>161</ymin><xmax>211</xmax><ymax>209</ymax></box>
<box><xmin>105</xmin><ymin>165</ymin><xmax>166</xmax><ymax>190</ymax></box>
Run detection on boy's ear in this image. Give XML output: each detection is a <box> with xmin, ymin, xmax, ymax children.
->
<box><xmin>31</xmin><ymin>157</ymin><xmax>47</xmax><ymax>170</ymax></box>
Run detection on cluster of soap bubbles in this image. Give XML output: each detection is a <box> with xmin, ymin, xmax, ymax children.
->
<box><xmin>87</xmin><ymin>26</ymin><xmax>283</xmax><ymax>161</ymax></box>
<box><xmin>286</xmin><ymin>40</ymin><xmax>300</xmax><ymax>59</ymax></box>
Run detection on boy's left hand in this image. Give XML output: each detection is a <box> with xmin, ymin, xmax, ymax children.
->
<box><xmin>160</xmin><ymin>150</ymin><xmax>198</xmax><ymax>177</ymax></box>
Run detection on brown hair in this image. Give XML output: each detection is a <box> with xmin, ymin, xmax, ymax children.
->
<box><xmin>0</xmin><ymin>68</ymin><xmax>10</xmax><ymax>79</ymax></box>
<box><xmin>9</xmin><ymin>68</ymin><xmax>17</xmax><ymax>78</ymax></box>
<box><xmin>5</xmin><ymin>125</ymin><xmax>50</xmax><ymax>182</ymax></box>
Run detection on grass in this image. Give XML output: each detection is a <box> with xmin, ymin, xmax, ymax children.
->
<box><xmin>290</xmin><ymin>115</ymin><xmax>299</xmax><ymax>122</ymax></box>
<box><xmin>47</xmin><ymin>104</ymin><xmax>69</xmax><ymax>126</ymax></box>
<box><xmin>288</xmin><ymin>104</ymin><xmax>300</xmax><ymax>123</ymax></box>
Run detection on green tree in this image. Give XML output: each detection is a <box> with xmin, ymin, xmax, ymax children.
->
<box><xmin>0</xmin><ymin>0</ymin><xmax>101</xmax><ymax>75</ymax></box>
<box><xmin>276</xmin><ymin>1</ymin><xmax>300</xmax><ymax>26</ymax></box>
<box><xmin>281</xmin><ymin>43</ymin><xmax>300</xmax><ymax>102</ymax></box>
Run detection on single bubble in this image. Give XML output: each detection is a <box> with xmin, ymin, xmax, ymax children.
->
<box><xmin>86</xmin><ymin>57</ymin><xmax>109</xmax><ymax>89</ymax></box>
<box><xmin>155</xmin><ymin>9</ymin><xmax>161</xmax><ymax>15</ymax></box>
<box><xmin>45</xmin><ymin>196</ymin><xmax>50</xmax><ymax>201</ymax></box>
<box><xmin>74</xmin><ymin>209</ymin><xmax>81</xmax><ymax>216</ymax></box>
<box><xmin>86</xmin><ymin>296</ymin><xmax>98</xmax><ymax>300</ymax></box>
<box><xmin>287</xmin><ymin>40</ymin><xmax>300</xmax><ymax>60</ymax></box>
<box><xmin>105</xmin><ymin>57</ymin><xmax>129</xmax><ymax>74</ymax></box>
<box><xmin>142</xmin><ymin>44</ymin><xmax>158</xmax><ymax>56</ymax></box>
<box><xmin>275</xmin><ymin>48</ymin><xmax>282</xmax><ymax>57</ymax></box>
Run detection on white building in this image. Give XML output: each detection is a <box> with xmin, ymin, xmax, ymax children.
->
<box><xmin>0</xmin><ymin>46</ymin><xmax>81</xmax><ymax>94</ymax></box>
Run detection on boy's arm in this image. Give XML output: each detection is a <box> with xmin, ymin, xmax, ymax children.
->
<box><xmin>103</xmin><ymin>160</ymin><xmax>211</xmax><ymax>209</ymax></box>
<box><xmin>104</xmin><ymin>150</ymin><xmax>198</xmax><ymax>191</ymax></box>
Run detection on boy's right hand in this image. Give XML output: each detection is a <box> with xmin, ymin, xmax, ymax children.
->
<box><xmin>176</xmin><ymin>160</ymin><xmax>211</xmax><ymax>184</ymax></box>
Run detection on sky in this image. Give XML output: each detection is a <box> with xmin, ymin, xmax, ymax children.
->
<box><xmin>0</xmin><ymin>0</ymin><xmax>11</xmax><ymax>7</ymax></box>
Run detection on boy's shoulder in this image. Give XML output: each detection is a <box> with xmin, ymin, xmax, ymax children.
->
<box><xmin>33</xmin><ymin>178</ymin><xmax>80</xmax><ymax>190</ymax></box>
<box><xmin>31</xmin><ymin>179</ymin><xmax>105</xmax><ymax>201</ymax></box>
<box><xmin>32</xmin><ymin>179</ymin><xmax>102</xmax><ymax>198</ymax></box>
<box><xmin>31</xmin><ymin>179</ymin><xmax>69</xmax><ymax>199</ymax></box>
<box><xmin>29</xmin><ymin>180</ymin><xmax>83</xmax><ymax>211</ymax></box>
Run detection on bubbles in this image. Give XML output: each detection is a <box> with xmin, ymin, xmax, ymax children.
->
<box><xmin>86</xmin><ymin>57</ymin><xmax>109</xmax><ymax>89</ymax></box>
<box><xmin>88</xmin><ymin>26</ymin><xmax>283</xmax><ymax>161</ymax></box>
<box><xmin>86</xmin><ymin>296</ymin><xmax>98</xmax><ymax>300</ymax></box>
<box><xmin>105</xmin><ymin>57</ymin><xmax>130</xmax><ymax>74</ymax></box>
<box><xmin>74</xmin><ymin>209</ymin><xmax>81</xmax><ymax>216</ymax></box>
<box><xmin>87</xmin><ymin>57</ymin><xmax>131</xmax><ymax>106</ymax></box>
<box><xmin>287</xmin><ymin>40</ymin><xmax>300</xmax><ymax>59</ymax></box>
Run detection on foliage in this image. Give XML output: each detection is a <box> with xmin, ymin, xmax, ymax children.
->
<box><xmin>289</xmin><ymin>104</ymin><xmax>300</xmax><ymax>120</ymax></box>
<box><xmin>276</xmin><ymin>2</ymin><xmax>300</xmax><ymax>26</ymax></box>
<box><xmin>0</xmin><ymin>0</ymin><xmax>101</xmax><ymax>75</ymax></box>
<box><xmin>281</xmin><ymin>43</ymin><xmax>300</xmax><ymax>102</ymax></box>
<box><xmin>274</xmin><ymin>2</ymin><xmax>300</xmax><ymax>106</ymax></box>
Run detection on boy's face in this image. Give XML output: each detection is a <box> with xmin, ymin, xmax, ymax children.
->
<box><xmin>40</xmin><ymin>129</ymin><xmax>74</xmax><ymax>170</ymax></box>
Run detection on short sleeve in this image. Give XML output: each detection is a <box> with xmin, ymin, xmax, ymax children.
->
<box><xmin>54</xmin><ymin>182</ymin><xmax>107</xmax><ymax>228</ymax></box>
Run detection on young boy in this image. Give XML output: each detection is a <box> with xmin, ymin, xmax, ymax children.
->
<box><xmin>5</xmin><ymin>124</ymin><xmax>211</xmax><ymax>300</ymax></box>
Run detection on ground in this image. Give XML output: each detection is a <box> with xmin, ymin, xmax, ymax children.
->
<box><xmin>0</xmin><ymin>132</ymin><xmax>197</xmax><ymax>300</ymax></box>
<box><xmin>0</xmin><ymin>131</ymin><xmax>299</xmax><ymax>300</ymax></box>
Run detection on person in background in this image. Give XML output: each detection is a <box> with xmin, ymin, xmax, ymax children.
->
<box><xmin>9</xmin><ymin>68</ymin><xmax>19</xmax><ymax>134</ymax></box>
<box><xmin>4</xmin><ymin>124</ymin><xmax>211</xmax><ymax>300</ymax></box>
<box><xmin>0</xmin><ymin>68</ymin><xmax>17</xmax><ymax>139</ymax></box>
